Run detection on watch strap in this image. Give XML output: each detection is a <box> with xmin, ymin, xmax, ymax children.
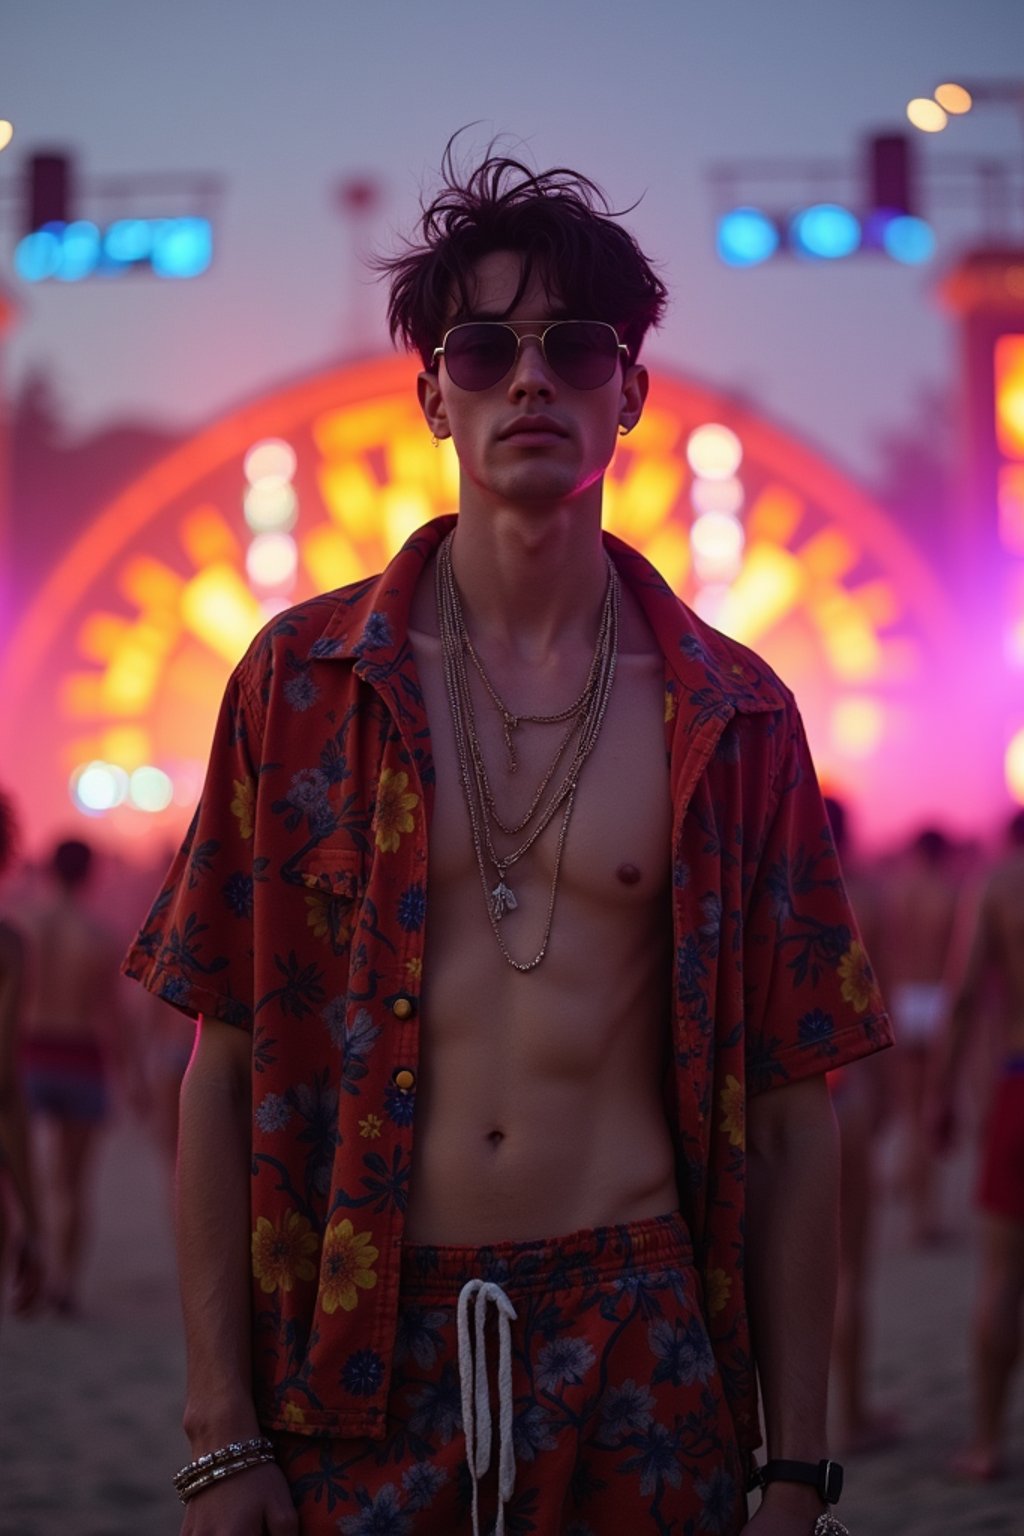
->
<box><xmin>756</xmin><ymin>1458</ymin><xmax>844</xmax><ymax>1504</ymax></box>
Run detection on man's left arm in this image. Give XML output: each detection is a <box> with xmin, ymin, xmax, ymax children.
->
<box><xmin>742</xmin><ymin>1074</ymin><xmax>839</xmax><ymax>1534</ymax></box>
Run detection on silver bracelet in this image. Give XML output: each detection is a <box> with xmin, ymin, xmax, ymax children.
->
<box><xmin>172</xmin><ymin>1436</ymin><xmax>276</xmax><ymax>1503</ymax></box>
<box><xmin>814</xmin><ymin>1515</ymin><xmax>851</xmax><ymax>1536</ymax></box>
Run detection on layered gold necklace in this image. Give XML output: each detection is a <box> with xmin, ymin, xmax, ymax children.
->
<box><xmin>435</xmin><ymin>530</ymin><xmax>619</xmax><ymax>971</ymax></box>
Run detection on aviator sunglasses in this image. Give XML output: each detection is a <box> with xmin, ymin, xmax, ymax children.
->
<box><xmin>432</xmin><ymin>320</ymin><xmax>629</xmax><ymax>392</ymax></box>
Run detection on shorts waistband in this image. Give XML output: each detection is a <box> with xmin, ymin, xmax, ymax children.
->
<box><xmin>401</xmin><ymin>1211</ymin><xmax>691</xmax><ymax>1299</ymax></box>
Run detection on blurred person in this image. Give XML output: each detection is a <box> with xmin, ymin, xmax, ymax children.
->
<box><xmin>823</xmin><ymin>798</ymin><xmax>900</xmax><ymax>1456</ymax></box>
<box><xmin>932</xmin><ymin>808</ymin><xmax>1024</xmax><ymax>1481</ymax></box>
<box><xmin>124</xmin><ymin>141</ymin><xmax>889</xmax><ymax>1536</ymax></box>
<box><xmin>19</xmin><ymin>837</ymin><xmax>122</xmax><ymax>1315</ymax></box>
<box><xmin>0</xmin><ymin>789</ymin><xmax>42</xmax><ymax>1318</ymax></box>
<box><xmin>882</xmin><ymin>826</ymin><xmax>961</xmax><ymax>1244</ymax></box>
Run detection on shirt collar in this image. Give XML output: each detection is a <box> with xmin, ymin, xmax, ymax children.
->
<box><xmin>311</xmin><ymin>516</ymin><xmax>785</xmax><ymax>716</ymax></box>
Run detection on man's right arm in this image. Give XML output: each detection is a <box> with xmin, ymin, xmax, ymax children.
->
<box><xmin>176</xmin><ymin>1015</ymin><xmax>298</xmax><ymax>1536</ymax></box>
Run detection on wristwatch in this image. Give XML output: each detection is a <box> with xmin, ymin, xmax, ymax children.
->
<box><xmin>752</xmin><ymin>1458</ymin><xmax>844</xmax><ymax>1504</ymax></box>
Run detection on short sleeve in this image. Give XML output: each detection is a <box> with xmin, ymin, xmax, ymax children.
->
<box><xmin>743</xmin><ymin>704</ymin><xmax>892</xmax><ymax>1093</ymax></box>
<box><xmin>121</xmin><ymin>661</ymin><xmax>264</xmax><ymax>1029</ymax></box>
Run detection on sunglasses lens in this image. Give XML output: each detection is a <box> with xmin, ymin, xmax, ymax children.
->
<box><xmin>546</xmin><ymin>322</ymin><xmax>620</xmax><ymax>389</ymax></box>
<box><xmin>443</xmin><ymin>325</ymin><xmax>517</xmax><ymax>390</ymax></box>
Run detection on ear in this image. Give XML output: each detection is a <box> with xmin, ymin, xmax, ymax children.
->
<box><xmin>417</xmin><ymin>370</ymin><xmax>450</xmax><ymax>440</ymax></box>
<box><xmin>619</xmin><ymin>363</ymin><xmax>649</xmax><ymax>435</ymax></box>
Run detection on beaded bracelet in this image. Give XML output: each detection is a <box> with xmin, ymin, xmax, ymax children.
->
<box><xmin>173</xmin><ymin>1437</ymin><xmax>276</xmax><ymax>1504</ymax></box>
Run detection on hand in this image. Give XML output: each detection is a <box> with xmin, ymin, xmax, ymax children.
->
<box><xmin>180</xmin><ymin>1462</ymin><xmax>299</xmax><ymax>1536</ymax></box>
<box><xmin>741</xmin><ymin>1481</ymin><xmax>828</xmax><ymax>1534</ymax></box>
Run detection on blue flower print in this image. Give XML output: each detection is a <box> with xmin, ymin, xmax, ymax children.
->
<box><xmin>341</xmin><ymin>1349</ymin><xmax>385</xmax><ymax>1396</ymax></box>
<box><xmin>384</xmin><ymin>1083</ymin><xmax>416</xmax><ymax>1127</ymax></box>
<box><xmin>322</xmin><ymin>996</ymin><xmax>347</xmax><ymax>1049</ymax></box>
<box><xmin>401</xmin><ymin>1461</ymin><xmax>447</xmax><ymax>1511</ymax></box>
<box><xmin>397</xmin><ymin>882</ymin><xmax>426</xmax><ymax>933</ymax></box>
<box><xmin>255</xmin><ymin>1092</ymin><xmax>293</xmax><ymax>1133</ymax></box>
<box><xmin>395</xmin><ymin>1305</ymin><xmax>448</xmax><ymax>1369</ymax></box>
<box><xmin>535</xmin><ymin>1335</ymin><xmax>595</xmax><ymax>1392</ymax></box>
<box><xmin>158</xmin><ymin>974</ymin><xmax>190</xmax><ymax>1006</ymax></box>
<box><xmin>408</xmin><ymin>1363</ymin><xmax>462</xmax><ymax>1444</ymax></box>
<box><xmin>340</xmin><ymin>1484</ymin><xmax>411</xmax><ymax>1536</ymax></box>
<box><xmin>696</xmin><ymin>1465</ymin><xmax>739</xmax><ymax>1533</ymax></box>
<box><xmin>648</xmin><ymin>1315</ymin><xmax>715</xmax><ymax>1387</ymax></box>
<box><xmin>286</xmin><ymin>768</ymin><xmax>334</xmax><ymax>836</ymax></box>
<box><xmin>513</xmin><ymin>1403</ymin><xmax>558</xmax><ymax>1463</ymax></box>
<box><xmin>222</xmin><ymin>871</ymin><xmax>253</xmax><ymax>918</ymax></box>
<box><xmin>620</xmin><ymin>1420</ymin><xmax>683</xmax><ymax>1497</ymax></box>
<box><xmin>598</xmin><ymin>1378</ymin><xmax>655</xmax><ymax>1440</ymax></box>
<box><xmin>284</xmin><ymin>671</ymin><xmax>321</xmax><ymax>712</ymax></box>
<box><xmin>798</xmin><ymin>1008</ymin><xmax>838</xmax><ymax>1057</ymax></box>
<box><xmin>354</xmin><ymin>611</ymin><xmax>394</xmax><ymax>655</ymax></box>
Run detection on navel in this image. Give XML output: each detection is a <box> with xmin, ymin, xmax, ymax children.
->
<box><xmin>616</xmin><ymin>863</ymin><xmax>642</xmax><ymax>886</ymax></box>
<box><xmin>486</xmin><ymin>1129</ymin><xmax>506</xmax><ymax>1149</ymax></box>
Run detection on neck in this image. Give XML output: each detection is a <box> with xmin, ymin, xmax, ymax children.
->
<box><xmin>448</xmin><ymin>501</ymin><xmax>609</xmax><ymax>659</ymax></box>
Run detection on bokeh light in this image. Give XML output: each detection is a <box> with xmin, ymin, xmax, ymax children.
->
<box><xmin>244</xmin><ymin>480</ymin><xmax>298</xmax><ymax>533</ymax></box>
<box><xmin>246</xmin><ymin>531</ymin><xmax>299</xmax><ymax>589</ymax></box>
<box><xmin>0</xmin><ymin>120</ymin><xmax>13</xmax><ymax>152</ymax></box>
<box><xmin>882</xmin><ymin>215</ymin><xmax>937</xmax><ymax>266</ymax></box>
<box><xmin>716</xmin><ymin>208</ymin><xmax>779</xmax><ymax>268</ymax></box>
<box><xmin>686</xmin><ymin>423</ymin><xmax>743</xmax><ymax>480</ymax></box>
<box><xmin>1007</xmin><ymin>726</ymin><xmax>1024</xmax><ymax>804</ymax></box>
<box><xmin>934</xmin><ymin>82</ymin><xmax>972</xmax><ymax>115</ymax></box>
<box><xmin>244</xmin><ymin>438</ymin><xmax>298</xmax><ymax>485</ymax></box>
<box><xmin>690</xmin><ymin>511</ymin><xmax>745</xmax><ymax>582</ymax></box>
<box><xmin>129</xmin><ymin>765</ymin><xmax>174</xmax><ymax>813</ymax></box>
<box><xmin>691</xmin><ymin>476</ymin><xmax>744</xmax><ymax>517</ymax></box>
<box><xmin>70</xmin><ymin>760</ymin><xmax>128</xmax><ymax>814</ymax></box>
<box><xmin>907</xmin><ymin>97</ymin><xmax>948</xmax><ymax>132</ymax></box>
<box><xmin>789</xmin><ymin>204</ymin><xmax>861</xmax><ymax>260</ymax></box>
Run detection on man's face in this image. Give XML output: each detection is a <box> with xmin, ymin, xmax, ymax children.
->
<box><xmin>417</xmin><ymin>249</ymin><xmax>647</xmax><ymax>515</ymax></box>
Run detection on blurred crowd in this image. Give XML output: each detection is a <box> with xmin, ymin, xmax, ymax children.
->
<box><xmin>0</xmin><ymin>786</ymin><xmax>1021</xmax><ymax>1481</ymax></box>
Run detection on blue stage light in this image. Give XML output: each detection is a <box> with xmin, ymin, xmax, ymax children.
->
<box><xmin>152</xmin><ymin>217</ymin><xmax>212</xmax><ymax>278</ymax></box>
<box><xmin>882</xmin><ymin>214</ymin><xmax>936</xmax><ymax>266</ymax></box>
<box><xmin>14</xmin><ymin>224</ymin><xmax>63</xmax><ymax>282</ymax></box>
<box><xmin>55</xmin><ymin>220</ymin><xmax>100</xmax><ymax>281</ymax></box>
<box><xmin>716</xmin><ymin>208</ymin><xmax>779</xmax><ymax>267</ymax></box>
<box><xmin>104</xmin><ymin>218</ymin><xmax>153</xmax><ymax>265</ymax></box>
<box><xmin>789</xmin><ymin>203</ymin><xmax>861</xmax><ymax>260</ymax></box>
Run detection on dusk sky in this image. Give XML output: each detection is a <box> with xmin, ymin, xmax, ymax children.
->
<box><xmin>3</xmin><ymin>0</ymin><xmax>1022</xmax><ymax>483</ymax></box>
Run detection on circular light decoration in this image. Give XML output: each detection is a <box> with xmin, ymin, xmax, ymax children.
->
<box><xmin>246</xmin><ymin>531</ymin><xmax>299</xmax><ymax>590</ymax></box>
<box><xmin>0</xmin><ymin>120</ymin><xmax>14</xmax><ymax>153</ymax></box>
<box><xmin>717</xmin><ymin>208</ymin><xmax>779</xmax><ymax>268</ymax></box>
<box><xmin>244</xmin><ymin>480</ymin><xmax>298</xmax><ymax>533</ymax></box>
<box><xmin>934</xmin><ymin>82</ymin><xmax>972</xmax><ymax>115</ymax></box>
<box><xmin>71</xmin><ymin>760</ymin><xmax>128</xmax><ymax>814</ymax></box>
<box><xmin>244</xmin><ymin>438</ymin><xmax>298</xmax><ymax>485</ymax></box>
<box><xmin>1007</xmin><ymin>726</ymin><xmax>1024</xmax><ymax>805</ymax></box>
<box><xmin>686</xmin><ymin>423</ymin><xmax>743</xmax><ymax>481</ymax></box>
<box><xmin>691</xmin><ymin>476</ymin><xmax>744</xmax><ymax>518</ymax></box>
<box><xmin>129</xmin><ymin>764</ymin><xmax>174</xmax><ymax>813</ymax></box>
<box><xmin>789</xmin><ymin>204</ymin><xmax>861</xmax><ymax>261</ymax></box>
<box><xmin>691</xmin><ymin>511</ymin><xmax>745</xmax><ymax>583</ymax></box>
<box><xmin>881</xmin><ymin>215</ymin><xmax>936</xmax><ymax>267</ymax></box>
<box><xmin>907</xmin><ymin>97</ymin><xmax>948</xmax><ymax>133</ymax></box>
<box><xmin>1</xmin><ymin>355</ymin><xmax>962</xmax><ymax>851</ymax></box>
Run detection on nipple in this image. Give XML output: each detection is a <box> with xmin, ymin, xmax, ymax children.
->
<box><xmin>616</xmin><ymin>863</ymin><xmax>642</xmax><ymax>886</ymax></box>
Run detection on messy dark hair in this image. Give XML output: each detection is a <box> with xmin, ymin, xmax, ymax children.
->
<box><xmin>378</xmin><ymin>135</ymin><xmax>668</xmax><ymax>370</ymax></box>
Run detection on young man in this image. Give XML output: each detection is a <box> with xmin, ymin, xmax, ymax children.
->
<box><xmin>124</xmin><ymin>147</ymin><xmax>890</xmax><ymax>1536</ymax></box>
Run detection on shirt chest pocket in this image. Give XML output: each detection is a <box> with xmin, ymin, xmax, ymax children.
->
<box><xmin>293</xmin><ymin>847</ymin><xmax>366</xmax><ymax>954</ymax></box>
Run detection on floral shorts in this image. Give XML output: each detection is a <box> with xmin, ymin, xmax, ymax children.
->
<box><xmin>272</xmin><ymin>1213</ymin><xmax>747</xmax><ymax>1536</ymax></box>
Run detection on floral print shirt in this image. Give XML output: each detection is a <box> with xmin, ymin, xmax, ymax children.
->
<box><xmin>123</xmin><ymin>516</ymin><xmax>892</xmax><ymax>1454</ymax></box>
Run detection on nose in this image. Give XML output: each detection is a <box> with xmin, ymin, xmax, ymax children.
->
<box><xmin>506</xmin><ymin>333</ymin><xmax>555</xmax><ymax>400</ymax></box>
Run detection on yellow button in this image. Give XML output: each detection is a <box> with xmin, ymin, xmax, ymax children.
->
<box><xmin>394</xmin><ymin>1069</ymin><xmax>416</xmax><ymax>1092</ymax></box>
<box><xmin>392</xmin><ymin>997</ymin><xmax>415</xmax><ymax>1021</ymax></box>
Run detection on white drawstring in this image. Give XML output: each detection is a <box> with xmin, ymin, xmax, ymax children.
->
<box><xmin>456</xmin><ymin>1278</ymin><xmax>518</xmax><ymax>1536</ymax></box>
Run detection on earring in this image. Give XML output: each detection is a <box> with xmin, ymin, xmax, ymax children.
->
<box><xmin>431</xmin><ymin>434</ymin><xmax>439</xmax><ymax>448</ymax></box>
<box><xmin>618</xmin><ymin>424</ymin><xmax>631</xmax><ymax>437</ymax></box>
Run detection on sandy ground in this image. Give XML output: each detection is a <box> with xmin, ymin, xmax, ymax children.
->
<box><xmin>1</xmin><ymin>1115</ymin><xmax>1022</xmax><ymax>1536</ymax></box>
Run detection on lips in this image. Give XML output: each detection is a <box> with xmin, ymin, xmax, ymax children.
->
<box><xmin>498</xmin><ymin>415</ymin><xmax>569</xmax><ymax>440</ymax></box>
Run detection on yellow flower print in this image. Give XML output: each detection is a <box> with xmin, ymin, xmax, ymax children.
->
<box><xmin>664</xmin><ymin>689</ymin><xmax>677</xmax><ymax>724</ymax></box>
<box><xmin>373</xmin><ymin>768</ymin><xmax>419</xmax><ymax>854</ymax></box>
<box><xmin>282</xmin><ymin>1402</ymin><xmax>306</xmax><ymax>1428</ymax></box>
<box><xmin>359</xmin><ymin>1114</ymin><xmax>383</xmax><ymax>1140</ymax></box>
<box><xmin>706</xmin><ymin>1267</ymin><xmax>732</xmax><ymax>1317</ymax></box>
<box><xmin>305</xmin><ymin>891</ymin><xmax>355</xmax><ymax>948</ymax></box>
<box><xmin>719</xmin><ymin>1074</ymin><xmax>744</xmax><ymax>1149</ymax></box>
<box><xmin>838</xmin><ymin>942</ymin><xmax>875</xmax><ymax>1014</ymax></box>
<box><xmin>405</xmin><ymin>956</ymin><xmax>423</xmax><ymax>981</ymax></box>
<box><xmin>319</xmin><ymin>1219</ymin><xmax>379</xmax><ymax>1314</ymax></box>
<box><xmin>251</xmin><ymin>1210</ymin><xmax>318</xmax><ymax>1295</ymax></box>
<box><xmin>231</xmin><ymin>776</ymin><xmax>256</xmax><ymax>840</ymax></box>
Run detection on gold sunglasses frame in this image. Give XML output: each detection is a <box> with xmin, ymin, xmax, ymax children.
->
<box><xmin>431</xmin><ymin>320</ymin><xmax>629</xmax><ymax>389</ymax></box>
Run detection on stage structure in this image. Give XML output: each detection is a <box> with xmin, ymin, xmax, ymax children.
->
<box><xmin>0</xmin><ymin>354</ymin><xmax>971</xmax><ymax>855</ymax></box>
